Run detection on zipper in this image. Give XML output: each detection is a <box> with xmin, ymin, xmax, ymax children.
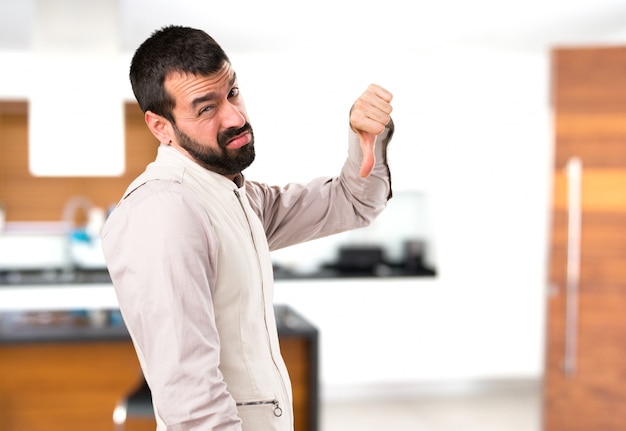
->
<box><xmin>233</xmin><ymin>188</ymin><xmax>291</xmax><ymax>424</ymax></box>
<box><xmin>236</xmin><ymin>399</ymin><xmax>283</xmax><ymax>417</ymax></box>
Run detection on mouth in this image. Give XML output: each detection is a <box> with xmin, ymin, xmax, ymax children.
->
<box><xmin>226</xmin><ymin>131</ymin><xmax>251</xmax><ymax>149</ymax></box>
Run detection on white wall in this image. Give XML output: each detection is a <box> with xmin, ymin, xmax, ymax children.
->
<box><xmin>0</xmin><ymin>40</ymin><xmax>553</xmax><ymax>396</ymax></box>
<box><xmin>235</xmin><ymin>44</ymin><xmax>553</xmax><ymax>396</ymax></box>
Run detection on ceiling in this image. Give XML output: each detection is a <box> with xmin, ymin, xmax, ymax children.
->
<box><xmin>2</xmin><ymin>0</ymin><xmax>626</xmax><ymax>55</ymax></box>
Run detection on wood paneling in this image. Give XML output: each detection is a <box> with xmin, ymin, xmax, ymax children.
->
<box><xmin>0</xmin><ymin>102</ymin><xmax>157</xmax><ymax>222</ymax></box>
<box><xmin>544</xmin><ymin>46</ymin><xmax>626</xmax><ymax>431</ymax></box>
<box><xmin>0</xmin><ymin>335</ymin><xmax>317</xmax><ymax>431</ymax></box>
<box><xmin>552</xmin><ymin>46</ymin><xmax>626</xmax><ymax>112</ymax></box>
<box><xmin>552</xmin><ymin>170</ymin><xmax>626</xmax><ymax>211</ymax></box>
<box><xmin>280</xmin><ymin>336</ymin><xmax>314</xmax><ymax>431</ymax></box>
<box><xmin>544</xmin><ymin>293</ymin><xmax>626</xmax><ymax>429</ymax></box>
<box><xmin>553</xmin><ymin>112</ymin><xmax>626</xmax><ymax>168</ymax></box>
<box><xmin>0</xmin><ymin>341</ymin><xmax>142</xmax><ymax>431</ymax></box>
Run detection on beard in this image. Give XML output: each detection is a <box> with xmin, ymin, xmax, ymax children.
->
<box><xmin>174</xmin><ymin>122</ymin><xmax>256</xmax><ymax>175</ymax></box>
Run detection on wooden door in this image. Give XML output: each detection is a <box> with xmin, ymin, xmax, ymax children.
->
<box><xmin>544</xmin><ymin>46</ymin><xmax>626</xmax><ymax>430</ymax></box>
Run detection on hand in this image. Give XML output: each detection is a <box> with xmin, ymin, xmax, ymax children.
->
<box><xmin>349</xmin><ymin>84</ymin><xmax>393</xmax><ymax>178</ymax></box>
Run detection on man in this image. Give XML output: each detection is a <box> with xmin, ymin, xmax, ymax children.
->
<box><xmin>102</xmin><ymin>25</ymin><xmax>394</xmax><ymax>431</ymax></box>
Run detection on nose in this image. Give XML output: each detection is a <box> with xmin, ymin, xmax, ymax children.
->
<box><xmin>221</xmin><ymin>100</ymin><xmax>246</xmax><ymax>130</ymax></box>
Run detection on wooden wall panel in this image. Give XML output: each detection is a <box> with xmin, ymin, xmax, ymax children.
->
<box><xmin>544</xmin><ymin>45</ymin><xmax>626</xmax><ymax>431</ymax></box>
<box><xmin>552</xmin><ymin>46</ymin><xmax>626</xmax><ymax>112</ymax></box>
<box><xmin>552</xmin><ymin>170</ymin><xmax>626</xmax><ymax>211</ymax></box>
<box><xmin>554</xmin><ymin>113</ymin><xmax>626</xmax><ymax>168</ymax></box>
<box><xmin>0</xmin><ymin>102</ymin><xmax>157</xmax><ymax>223</ymax></box>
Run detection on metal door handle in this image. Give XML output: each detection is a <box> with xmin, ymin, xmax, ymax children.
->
<box><xmin>563</xmin><ymin>157</ymin><xmax>582</xmax><ymax>376</ymax></box>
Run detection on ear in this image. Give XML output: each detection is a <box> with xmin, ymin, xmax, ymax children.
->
<box><xmin>145</xmin><ymin>110</ymin><xmax>174</xmax><ymax>144</ymax></box>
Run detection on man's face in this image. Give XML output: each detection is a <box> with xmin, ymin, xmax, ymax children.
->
<box><xmin>165</xmin><ymin>63</ymin><xmax>255</xmax><ymax>176</ymax></box>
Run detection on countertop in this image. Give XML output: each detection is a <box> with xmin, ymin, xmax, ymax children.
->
<box><xmin>0</xmin><ymin>309</ymin><xmax>129</xmax><ymax>344</ymax></box>
<box><xmin>0</xmin><ymin>304</ymin><xmax>316</xmax><ymax>344</ymax></box>
<box><xmin>0</xmin><ymin>262</ymin><xmax>435</xmax><ymax>287</ymax></box>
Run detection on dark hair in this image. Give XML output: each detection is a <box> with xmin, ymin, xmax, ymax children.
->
<box><xmin>129</xmin><ymin>25</ymin><xmax>231</xmax><ymax>123</ymax></box>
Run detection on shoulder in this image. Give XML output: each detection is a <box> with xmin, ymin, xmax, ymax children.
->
<box><xmin>104</xmin><ymin>179</ymin><xmax>210</xmax><ymax>241</ymax></box>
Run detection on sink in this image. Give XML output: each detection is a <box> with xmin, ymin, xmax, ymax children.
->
<box><xmin>0</xmin><ymin>220</ymin><xmax>107</xmax><ymax>273</ymax></box>
<box><xmin>0</xmin><ymin>222</ymin><xmax>69</xmax><ymax>271</ymax></box>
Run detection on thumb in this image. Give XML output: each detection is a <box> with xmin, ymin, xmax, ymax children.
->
<box><xmin>358</xmin><ymin>131</ymin><xmax>376</xmax><ymax>178</ymax></box>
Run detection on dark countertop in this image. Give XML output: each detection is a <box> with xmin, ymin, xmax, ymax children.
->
<box><xmin>0</xmin><ymin>305</ymin><xmax>315</xmax><ymax>345</ymax></box>
<box><xmin>0</xmin><ymin>263</ymin><xmax>435</xmax><ymax>287</ymax></box>
<box><xmin>273</xmin><ymin>264</ymin><xmax>436</xmax><ymax>280</ymax></box>
<box><xmin>0</xmin><ymin>309</ymin><xmax>129</xmax><ymax>344</ymax></box>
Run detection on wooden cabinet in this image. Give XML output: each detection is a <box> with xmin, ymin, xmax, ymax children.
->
<box><xmin>275</xmin><ymin>305</ymin><xmax>319</xmax><ymax>431</ymax></box>
<box><xmin>0</xmin><ymin>305</ymin><xmax>318</xmax><ymax>431</ymax></box>
<box><xmin>544</xmin><ymin>46</ymin><xmax>626</xmax><ymax>430</ymax></box>
<box><xmin>0</xmin><ymin>341</ymin><xmax>142</xmax><ymax>431</ymax></box>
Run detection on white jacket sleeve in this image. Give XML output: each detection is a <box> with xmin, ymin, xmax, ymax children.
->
<box><xmin>247</xmin><ymin>120</ymin><xmax>394</xmax><ymax>251</ymax></box>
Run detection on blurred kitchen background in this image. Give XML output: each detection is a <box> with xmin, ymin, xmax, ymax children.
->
<box><xmin>2</xmin><ymin>0</ymin><xmax>626</xmax><ymax>430</ymax></box>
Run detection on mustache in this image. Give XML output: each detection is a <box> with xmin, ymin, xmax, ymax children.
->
<box><xmin>218</xmin><ymin>123</ymin><xmax>253</xmax><ymax>148</ymax></box>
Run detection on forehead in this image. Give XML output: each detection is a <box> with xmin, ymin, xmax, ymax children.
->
<box><xmin>165</xmin><ymin>63</ymin><xmax>236</xmax><ymax>107</ymax></box>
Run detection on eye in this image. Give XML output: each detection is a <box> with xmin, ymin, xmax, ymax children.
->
<box><xmin>228</xmin><ymin>87</ymin><xmax>240</xmax><ymax>99</ymax></box>
<box><xmin>199</xmin><ymin>104</ymin><xmax>216</xmax><ymax>115</ymax></box>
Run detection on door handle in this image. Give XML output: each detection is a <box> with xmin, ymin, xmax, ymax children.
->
<box><xmin>563</xmin><ymin>157</ymin><xmax>582</xmax><ymax>377</ymax></box>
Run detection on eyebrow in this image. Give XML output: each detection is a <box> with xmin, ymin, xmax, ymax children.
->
<box><xmin>190</xmin><ymin>72</ymin><xmax>238</xmax><ymax>110</ymax></box>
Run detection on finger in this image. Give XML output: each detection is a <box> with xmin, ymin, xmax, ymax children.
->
<box><xmin>368</xmin><ymin>84</ymin><xmax>393</xmax><ymax>104</ymax></box>
<box><xmin>362</xmin><ymin>85</ymin><xmax>394</xmax><ymax>120</ymax></box>
<box><xmin>350</xmin><ymin>107</ymin><xmax>388</xmax><ymax>137</ymax></box>
<box><xmin>350</xmin><ymin>96</ymin><xmax>393</xmax><ymax>135</ymax></box>
<box><xmin>358</xmin><ymin>131</ymin><xmax>376</xmax><ymax>178</ymax></box>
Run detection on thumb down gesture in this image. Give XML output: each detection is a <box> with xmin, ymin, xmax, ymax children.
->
<box><xmin>349</xmin><ymin>84</ymin><xmax>393</xmax><ymax>178</ymax></box>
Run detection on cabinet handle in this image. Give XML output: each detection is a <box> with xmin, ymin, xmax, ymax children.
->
<box><xmin>563</xmin><ymin>157</ymin><xmax>582</xmax><ymax>377</ymax></box>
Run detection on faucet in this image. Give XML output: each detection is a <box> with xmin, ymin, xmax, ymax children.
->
<box><xmin>62</xmin><ymin>196</ymin><xmax>94</xmax><ymax>236</ymax></box>
<box><xmin>62</xmin><ymin>196</ymin><xmax>108</xmax><ymax>271</ymax></box>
